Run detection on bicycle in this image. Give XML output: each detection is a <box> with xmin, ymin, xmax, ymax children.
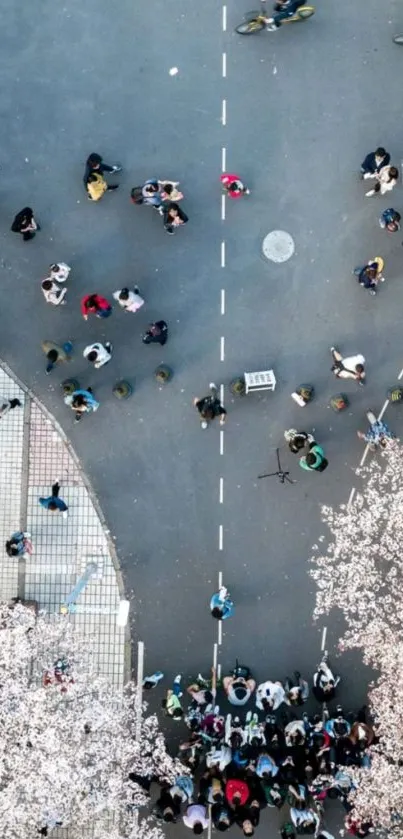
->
<box><xmin>235</xmin><ymin>0</ymin><xmax>315</xmax><ymax>34</ymax></box>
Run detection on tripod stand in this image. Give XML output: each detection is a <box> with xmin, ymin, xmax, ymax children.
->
<box><xmin>258</xmin><ymin>447</ymin><xmax>295</xmax><ymax>485</ymax></box>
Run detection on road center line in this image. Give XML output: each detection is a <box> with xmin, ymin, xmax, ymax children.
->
<box><xmin>222</xmin><ymin>5</ymin><xmax>227</xmax><ymax>31</ymax></box>
<box><xmin>219</xmin><ymin>525</ymin><xmax>223</xmax><ymax>550</ymax></box>
<box><xmin>222</xmin><ymin>52</ymin><xmax>227</xmax><ymax>78</ymax></box>
<box><xmin>220</xmin><ymin>336</ymin><xmax>225</xmax><ymax>361</ymax></box>
<box><xmin>220</xmin><ymin>383</ymin><xmax>224</xmax><ymax>404</ymax></box>
<box><xmin>221</xmin><ymin>147</ymin><xmax>226</xmax><ymax>172</ymax></box>
<box><xmin>221</xmin><ymin>193</ymin><xmax>226</xmax><ymax>220</ymax></box>
<box><xmin>218</xmin><ymin>571</ymin><xmax>223</xmax><ymax>588</ymax></box>
<box><xmin>219</xmin><ymin>477</ymin><xmax>224</xmax><ymax>504</ymax></box>
<box><xmin>221</xmin><ymin>241</ymin><xmax>226</xmax><ymax>267</ymax></box>
<box><xmin>220</xmin><ymin>430</ymin><xmax>224</xmax><ymax>455</ymax></box>
<box><xmin>221</xmin><ymin>99</ymin><xmax>226</xmax><ymax>126</ymax></box>
<box><xmin>321</xmin><ymin>626</ymin><xmax>327</xmax><ymax>652</ymax></box>
<box><xmin>221</xmin><ymin>288</ymin><xmax>225</xmax><ymax>315</ymax></box>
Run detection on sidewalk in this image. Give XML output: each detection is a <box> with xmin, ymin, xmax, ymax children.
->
<box><xmin>0</xmin><ymin>361</ymin><xmax>128</xmax><ymax>689</ymax></box>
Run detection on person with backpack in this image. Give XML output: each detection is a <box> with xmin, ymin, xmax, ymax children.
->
<box><xmin>353</xmin><ymin>257</ymin><xmax>384</xmax><ymax>296</ymax></box>
<box><xmin>81</xmin><ymin>293</ymin><xmax>112</xmax><ymax>319</ymax></box>
<box><xmin>194</xmin><ymin>383</ymin><xmax>226</xmax><ymax>429</ymax></box>
<box><xmin>220</xmin><ymin>173</ymin><xmax>250</xmax><ymax>198</ymax></box>
<box><xmin>379</xmin><ymin>207</ymin><xmax>401</xmax><ymax>232</ymax></box>
<box><xmin>83</xmin><ymin>152</ymin><xmax>121</xmax><ymax>200</ymax></box>
<box><xmin>299</xmin><ymin>440</ymin><xmax>328</xmax><ymax>472</ymax></box>
<box><xmin>330</xmin><ymin>347</ymin><xmax>365</xmax><ymax>385</ymax></box>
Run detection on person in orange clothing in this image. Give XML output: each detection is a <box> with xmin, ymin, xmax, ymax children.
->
<box><xmin>220</xmin><ymin>173</ymin><xmax>250</xmax><ymax>198</ymax></box>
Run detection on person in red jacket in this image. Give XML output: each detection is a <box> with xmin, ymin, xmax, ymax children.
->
<box><xmin>225</xmin><ymin>779</ymin><xmax>250</xmax><ymax>810</ymax></box>
<box><xmin>81</xmin><ymin>293</ymin><xmax>112</xmax><ymax>320</ymax></box>
<box><xmin>220</xmin><ymin>173</ymin><xmax>250</xmax><ymax>198</ymax></box>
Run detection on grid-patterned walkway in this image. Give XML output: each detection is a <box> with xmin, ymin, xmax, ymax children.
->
<box><xmin>0</xmin><ymin>363</ymin><xmax>127</xmax><ymax>689</ymax></box>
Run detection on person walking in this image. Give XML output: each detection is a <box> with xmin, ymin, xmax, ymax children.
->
<box><xmin>142</xmin><ymin>321</ymin><xmax>168</xmax><ymax>345</ymax></box>
<box><xmin>83</xmin><ymin>342</ymin><xmax>113</xmax><ymax>369</ymax></box>
<box><xmin>0</xmin><ymin>396</ymin><xmax>21</xmax><ymax>419</ymax></box>
<box><xmin>360</xmin><ymin>147</ymin><xmax>390</xmax><ymax>178</ymax></box>
<box><xmin>11</xmin><ymin>207</ymin><xmax>40</xmax><ymax>241</ymax></box>
<box><xmin>83</xmin><ymin>153</ymin><xmax>121</xmax><ymax>199</ymax></box>
<box><xmin>41</xmin><ymin>340</ymin><xmax>73</xmax><ymax>374</ymax></box>
<box><xmin>5</xmin><ymin>531</ymin><xmax>33</xmax><ymax>558</ymax></box>
<box><xmin>220</xmin><ymin>173</ymin><xmax>250</xmax><ymax>198</ymax></box>
<box><xmin>299</xmin><ymin>440</ymin><xmax>328</xmax><ymax>472</ymax></box>
<box><xmin>113</xmin><ymin>286</ymin><xmax>145</xmax><ymax>313</ymax></box>
<box><xmin>183</xmin><ymin>804</ymin><xmax>209</xmax><ymax>833</ymax></box>
<box><xmin>161</xmin><ymin>674</ymin><xmax>184</xmax><ymax>720</ymax></box>
<box><xmin>379</xmin><ymin>207</ymin><xmax>401</xmax><ymax>232</ymax></box>
<box><xmin>284</xmin><ymin>429</ymin><xmax>312</xmax><ymax>453</ymax></box>
<box><xmin>64</xmin><ymin>388</ymin><xmax>99</xmax><ymax>422</ymax></box>
<box><xmin>365</xmin><ymin>165</ymin><xmax>399</xmax><ymax>197</ymax></box>
<box><xmin>41</xmin><ymin>279</ymin><xmax>67</xmax><ymax>306</ymax></box>
<box><xmin>353</xmin><ymin>257</ymin><xmax>384</xmax><ymax>295</ymax></box>
<box><xmin>39</xmin><ymin>480</ymin><xmax>68</xmax><ymax>517</ymax></box>
<box><xmin>49</xmin><ymin>263</ymin><xmax>71</xmax><ymax>282</ymax></box>
<box><xmin>162</xmin><ymin>202</ymin><xmax>189</xmax><ymax>235</ymax></box>
<box><xmin>159</xmin><ymin>180</ymin><xmax>184</xmax><ymax>201</ymax></box>
<box><xmin>81</xmin><ymin>293</ymin><xmax>112</xmax><ymax>320</ymax></box>
<box><xmin>210</xmin><ymin>586</ymin><xmax>234</xmax><ymax>620</ymax></box>
<box><xmin>194</xmin><ymin>384</ymin><xmax>226</xmax><ymax>429</ymax></box>
<box><xmin>330</xmin><ymin>347</ymin><xmax>365</xmax><ymax>384</ymax></box>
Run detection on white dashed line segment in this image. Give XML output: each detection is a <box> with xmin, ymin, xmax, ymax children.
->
<box><xmin>222</xmin><ymin>5</ymin><xmax>227</xmax><ymax>31</ymax></box>
<box><xmin>220</xmin><ymin>384</ymin><xmax>224</xmax><ymax>404</ymax></box>
<box><xmin>220</xmin><ymin>430</ymin><xmax>224</xmax><ymax>455</ymax></box>
<box><xmin>221</xmin><ymin>289</ymin><xmax>225</xmax><ymax>315</ymax></box>
<box><xmin>219</xmin><ymin>525</ymin><xmax>223</xmax><ymax>550</ymax></box>
<box><xmin>219</xmin><ymin>477</ymin><xmax>224</xmax><ymax>504</ymax></box>
<box><xmin>222</xmin><ymin>52</ymin><xmax>227</xmax><ymax>78</ymax></box>
<box><xmin>220</xmin><ymin>336</ymin><xmax>225</xmax><ymax>361</ymax></box>
<box><xmin>221</xmin><ymin>193</ymin><xmax>226</xmax><ymax>220</ymax></box>
<box><xmin>222</xmin><ymin>147</ymin><xmax>226</xmax><ymax>172</ymax></box>
<box><xmin>222</xmin><ymin>99</ymin><xmax>227</xmax><ymax>126</ymax></box>
<box><xmin>321</xmin><ymin>626</ymin><xmax>327</xmax><ymax>652</ymax></box>
<box><xmin>221</xmin><ymin>241</ymin><xmax>226</xmax><ymax>267</ymax></box>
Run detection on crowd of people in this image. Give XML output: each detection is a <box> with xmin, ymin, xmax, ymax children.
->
<box><xmin>138</xmin><ymin>650</ymin><xmax>374</xmax><ymax>838</ymax></box>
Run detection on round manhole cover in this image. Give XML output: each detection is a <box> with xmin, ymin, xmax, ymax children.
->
<box><xmin>262</xmin><ymin>230</ymin><xmax>295</xmax><ymax>263</ymax></box>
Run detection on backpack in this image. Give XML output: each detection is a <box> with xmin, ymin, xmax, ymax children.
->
<box><xmin>130</xmin><ymin>186</ymin><xmax>144</xmax><ymax>205</ymax></box>
<box><xmin>87</xmin><ymin>174</ymin><xmax>107</xmax><ymax>201</ymax></box>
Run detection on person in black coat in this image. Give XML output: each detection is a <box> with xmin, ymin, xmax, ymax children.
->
<box><xmin>162</xmin><ymin>201</ymin><xmax>188</xmax><ymax>235</ymax></box>
<box><xmin>142</xmin><ymin>321</ymin><xmax>168</xmax><ymax>346</ymax></box>
<box><xmin>83</xmin><ymin>152</ymin><xmax>122</xmax><ymax>185</ymax></box>
<box><xmin>11</xmin><ymin>207</ymin><xmax>40</xmax><ymax>240</ymax></box>
<box><xmin>360</xmin><ymin>147</ymin><xmax>390</xmax><ymax>178</ymax></box>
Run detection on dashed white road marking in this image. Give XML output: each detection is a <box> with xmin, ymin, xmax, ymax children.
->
<box><xmin>219</xmin><ymin>477</ymin><xmax>224</xmax><ymax>504</ymax></box>
<box><xmin>347</xmin><ymin>487</ymin><xmax>356</xmax><ymax>508</ymax></box>
<box><xmin>218</xmin><ymin>619</ymin><xmax>223</xmax><ymax>645</ymax></box>
<box><xmin>220</xmin><ymin>383</ymin><xmax>224</xmax><ymax>404</ymax></box>
<box><xmin>222</xmin><ymin>147</ymin><xmax>226</xmax><ymax>172</ymax></box>
<box><xmin>220</xmin><ymin>430</ymin><xmax>224</xmax><ymax>455</ymax></box>
<box><xmin>220</xmin><ymin>336</ymin><xmax>225</xmax><ymax>361</ymax></box>
<box><xmin>321</xmin><ymin>626</ymin><xmax>327</xmax><ymax>652</ymax></box>
<box><xmin>221</xmin><ymin>289</ymin><xmax>226</xmax><ymax>315</ymax></box>
<box><xmin>222</xmin><ymin>5</ymin><xmax>227</xmax><ymax>31</ymax></box>
<box><xmin>218</xmin><ymin>571</ymin><xmax>223</xmax><ymax>588</ymax></box>
<box><xmin>221</xmin><ymin>193</ymin><xmax>226</xmax><ymax>220</ymax></box>
<box><xmin>222</xmin><ymin>98</ymin><xmax>227</xmax><ymax>126</ymax></box>
<box><xmin>221</xmin><ymin>241</ymin><xmax>226</xmax><ymax>267</ymax></box>
<box><xmin>222</xmin><ymin>52</ymin><xmax>227</xmax><ymax>77</ymax></box>
<box><xmin>219</xmin><ymin>524</ymin><xmax>223</xmax><ymax>550</ymax></box>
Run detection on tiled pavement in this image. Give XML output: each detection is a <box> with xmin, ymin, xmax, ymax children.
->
<box><xmin>0</xmin><ymin>362</ymin><xmax>128</xmax><ymax>689</ymax></box>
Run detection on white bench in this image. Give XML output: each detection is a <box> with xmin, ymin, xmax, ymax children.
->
<box><xmin>244</xmin><ymin>369</ymin><xmax>276</xmax><ymax>394</ymax></box>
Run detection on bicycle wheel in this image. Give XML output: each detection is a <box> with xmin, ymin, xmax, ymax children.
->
<box><xmin>235</xmin><ymin>15</ymin><xmax>265</xmax><ymax>33</ymax></box>
<box><xmin>297</xmin><ymin>5</ymin><xmax>315</xmax><ymax>18</ymax></box>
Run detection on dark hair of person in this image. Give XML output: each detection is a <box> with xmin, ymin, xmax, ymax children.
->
<box><xmin>5</xmin><ymin>541</ymin><xmax>18</xmax><ymax>556</ymax></box>
<box><xmin>72</xmin><ymin>395</ymin><xmax>85</xmax><ymax>407</ymax></box>
<box><xmin>375</xmin><ymin>147</ymin><xmax>386</xmax><ymax>157</ymax></box>
<box><xmin>204</xmin><ymin>690</ymin><xmax>213</xmax><ymax>703</ymax></box>
<box><xmin>120</xmin><ymin>288</ymin><xmax>129</xmax><ymax>300</ymax></box>
<box><xmin>85</xmin><ymin>295</ymin><xmax>98</xmax><ymax>309</ymax></box>
<box><xmin>193</xmin><ymin>824</ymin><xmax>203</xmax><ymax>835</ymax></box>
<box><xmin>356</xmin><ymin>364</ymin><xmax>364</xmax><ymax>374</ymax></box>
<box><xmin>48</xmin><ymin>501</ymin><xmax>58</xmax><ymax>511</ymax></box>
<box><xmin>163</xmin><ymin>183</ymin><xmax>173</xmax><ymax>194</ymax></box>
<box><xmin>211</xmin><ymin>607</ymin><xmax>223</xmax><ymax>619</ymax></box>
<box><xmin>217</xmin><ymin>823</ymin><xmax>229</xmax><ymax>832</ymax></box>
<box><xmin>212</xmin><ymin>792</ymin><xmax>223</xmax><ymax>803</ymax></box>
<box><xmin>47</xmin><ymin>350</ymin><xmax>58</xmax><ymax>363</ymax></box>
<box><xmin>42</xmin><ymin>280</ymin><xmax>52</xmax><ymax>290</ymax></box>
<box><xmin>49</xmin><ymin>263</ymin><xmax>59</xmax><ymax>272</ymax></box>
<box><xmin>306</xmin><ymin>452</ymin><xmax>316</xmax><ymax>466</ymax></box>
<box><xmin>87</xmin><ymin>351</ymin><xmax>97</xmax><ymax>363</ymax></box>
<box><xmin>88</xmin><ymin>153</ymin><xmax>102</xmax><ymax>167</ymax></box>
<box><xmin>173</xmin><ymin>707</ymin><xmax>183</xmax><ymax>718</ymax></box>
<box><xmin>161</xmin><ymin>699</ymin><xmax>167</xmax><ymax>708</ymax></box>
<box><xmin>389</xmin><ymin>167</ymin><xmax>399</xmax><ymax>179</ymax></box>
<box><xmin>163</xmin><ymin>809</ymin><xmax>174</xmax><ymax>823</ymax></box>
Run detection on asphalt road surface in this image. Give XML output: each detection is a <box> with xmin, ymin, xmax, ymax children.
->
<box><xmin>1</xmin><ymin>0</ymin><xmax>402</xmax><ymax>719</ymax></box>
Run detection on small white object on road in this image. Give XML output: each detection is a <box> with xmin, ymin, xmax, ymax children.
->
<box><xmin>169</xmin><ymin>67</ymin><xmax>178</xmax><ymax>75</ymax></box>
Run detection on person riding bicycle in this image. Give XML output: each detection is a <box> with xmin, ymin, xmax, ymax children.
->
<box><xmin>266</xmin><ymin>0</ymin><xmax>306</xmax><ymax>30</ymax></box>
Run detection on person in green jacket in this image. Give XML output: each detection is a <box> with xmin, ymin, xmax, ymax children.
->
<box><xmin>299</xmin><ymin>441</ymin><xmax>328</xmax><ymax>472</ymax></box>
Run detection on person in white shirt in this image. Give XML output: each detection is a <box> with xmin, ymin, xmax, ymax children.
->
<box><xmin>365</xmin><ymin>164</ymin><xmax>399</xmax><ymax>197</ymax></box>
<box><xmin>255</xmin><ymin>680</ymin><xmax>285</xmax><ymax>712</ymax></box>
<box><xmin>49</xmin><ymin>262</ymin><xmax>71</xmax><ymax>282</ymax></box>
<box><xmin>330</xmin><ymin>347</ymin><xmax>365</xmax><ymax>385</ymax></box>
<box><xmin>83</xmin><ymin>342</ymin><xmax>112</xmax><ymax>369</ymax></box>
<box><xmin>183</xmin><ymin>804</ymin><xmax>209</xmax><ymax>833</ymax></box>
<box><xmin>41</xmin><ymin>279</ymin><xmax>67</xmax><ymax>305</ymax></box>
<box><xmin>113</xmin><ymin>286</ymin><xmax>144</xmax><ymax>313</ymax></box>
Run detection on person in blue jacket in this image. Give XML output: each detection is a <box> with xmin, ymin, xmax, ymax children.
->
<box><xmin>39</xmin><ymin>481</ymin><xmax>68</xmax><ymax>516</ymax></box>
<box><xmin>360</xmin><ymin>147</ymin><xmax>390</xmax><ymax>178</ymax></box>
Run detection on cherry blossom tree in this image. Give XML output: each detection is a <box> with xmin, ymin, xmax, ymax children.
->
<box><xmin>0</xmin><ymin>601</ymin><xmax>183</xmax><ymax>839</ymax></box>
<box><xmin>311</xmin><ymin>443</ymin><xmax>403</xmax><ymax>835</ymax></box>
